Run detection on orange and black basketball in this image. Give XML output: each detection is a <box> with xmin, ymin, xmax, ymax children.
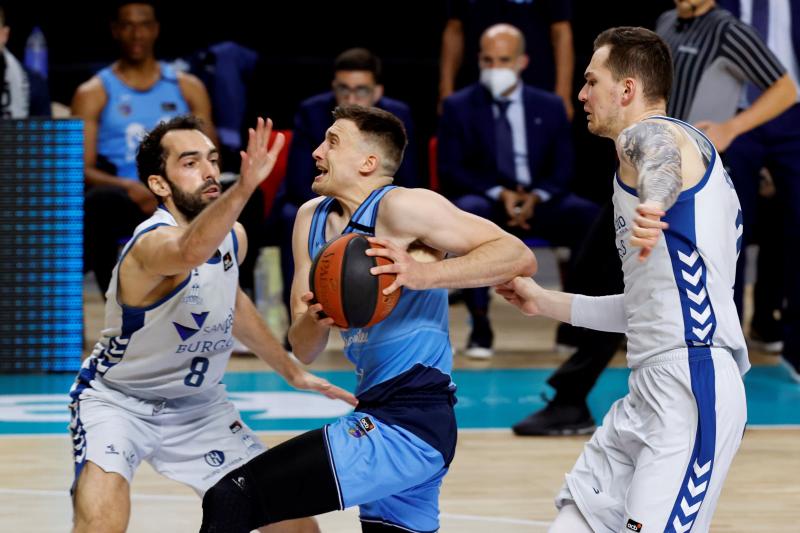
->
<box><xmin>309</xmin><ymin>233</ymin><xmax>402</xmax><ymax>329</ymax></box>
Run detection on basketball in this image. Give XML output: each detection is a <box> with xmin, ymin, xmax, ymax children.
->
<box><xmin>309</xmin><ymin>233</ymin><xmax>402</xmax><ymax>329</ymax></box>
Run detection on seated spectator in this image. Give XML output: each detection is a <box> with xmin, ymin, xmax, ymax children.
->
<box><xmin>439</xmin><ymin>23</ymin><xmax>597</xmax><ymax>358</ymax></box>
<box><xmin>438</xmin><ymin>0</ymin><xmax>575</xmax><ymax>118</ymax></box>
<box><xmin>71</xmin><ymin>1</ymin><xmax>214</xmax><ymax>296</ymax></box>
<box><xmin>0</xmin><ymin>5</ymin><xmax>50</xmax><ymax>118</ymax></box>
<box><xmin>271</xmin><ymin>47</ymin><xmax>419</xmax><ymax>342</ymax></box>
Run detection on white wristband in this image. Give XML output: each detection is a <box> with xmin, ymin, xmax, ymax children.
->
<box><xmin>570</xmin><ymin>294</ymin><xmax>627</xmax><ymax>333</ymax></box>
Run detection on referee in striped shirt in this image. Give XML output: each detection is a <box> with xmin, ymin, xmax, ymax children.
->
<box><xmin>656</xmin><ymin>0</ymin><xmax>798</xmax><ymax>375</ymax></box>
<box><xmin>656</xmin><ymin>0</ymin><xmax>795</xmax><ymax>151</ymax></box>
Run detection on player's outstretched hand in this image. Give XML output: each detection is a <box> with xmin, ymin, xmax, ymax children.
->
<box><xmin>238</xmin><ymin>117</ymin><xmax>285</xmax><ymax>191</ymax></box>
<box><xmin>289</xmin><ymin>371</ymin><xmax>357</xmax><ymax>407</ymax></box>
<box><xmin>630</xmin><ymin>201</ymin><xmax>669</xmax><ymax>262</ymax></box>
<box><xmin>494</xmin><ymin>276</ymin><xmax>543</xmax><ymax>316</ymax></box>
<box><xmin>366</xmin><ymin>237</ymin><xmax>428</xmax><ymax>295</ymax></box>
<box><xmin>300</xmin><ymin>292</ymin><xmax>336</xmax><ymax>328</ymax></box>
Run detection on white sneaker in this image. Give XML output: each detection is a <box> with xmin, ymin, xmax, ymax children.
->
<box><xmin>463</xmin><ymin>343</ymin><xmax>494</xmax><ymax>359</ymax></box>
<box><xmin>747</xmin><ymin>336</ymin><xmax>784</xmax><ymax>354</ymax></box>
<box><xmin>779</xmin><ymin>355</ymin><xmax>800</xmax><ymax>384</ymax></box>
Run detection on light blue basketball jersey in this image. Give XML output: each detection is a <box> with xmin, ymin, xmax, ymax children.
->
<box><xmin>308</xmin><ymin>186</ymin><xmax>454</xmax><ymax>398</ymax></box>
<box><xmin>96</xmin><ymin>63</ymin><xmax>190</xmax><ymax>180</ymax></box>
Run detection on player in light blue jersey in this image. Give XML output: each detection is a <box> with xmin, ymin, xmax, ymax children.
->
<box><xmin>199</xmin><ymin>105</ymin><xmax>536</xmax><ymax>532</ymax></box>
<box><xmin>69</xmin><ymin>115</ymin><xmax>355</xmax><ymax>533</ymax></box>
<box><xmin>497</xmin><ymin>27</ymin><xmax>748</xmax><ymax>533</ymax></box>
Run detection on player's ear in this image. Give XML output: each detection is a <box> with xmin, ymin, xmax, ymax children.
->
<box><xmin>621</xmin><ymin>78</ymin><xmax>636</xmax><ymax>106</ymax></box>
<box><xmin>147</xmin><ymin>175</ymin><xmax>170</xmax><ymax>200</ymax></box>
<box><xmin>359</xmin><ymin>154</ymin><xmax>380</xmax><ymax>175</ymax></box>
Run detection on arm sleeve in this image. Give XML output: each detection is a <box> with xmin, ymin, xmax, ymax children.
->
<box><xmin>720</xmin><ymin>20</ymin><xmax>787</xmax><ymax>89</ymax></box>
<box><xmin>570</xmin><ymin>293</ymin><xmax>627</xmax><ymax>333</ymax></box>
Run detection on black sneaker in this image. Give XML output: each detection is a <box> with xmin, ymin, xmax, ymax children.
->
<box><xmin>464</xmin><ymin>319</ymin><xmax>494</xmax><ymax>359</ymax></box>
<box><xmin>512</xmin><ymin>397</ymin><xmax>596</xmax><ymax>436</ymax></box>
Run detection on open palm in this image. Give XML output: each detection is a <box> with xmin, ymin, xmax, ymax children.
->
<box><xmin>239</xmin><ymin>117</ymin><xmax>286</xmax><ymax>190</ymax></box>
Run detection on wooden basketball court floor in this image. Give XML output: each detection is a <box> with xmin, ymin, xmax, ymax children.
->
<box><xmin>1</xmin><ymin>260</ymin><xmax>798</xmax><ymax>531</ymax></box>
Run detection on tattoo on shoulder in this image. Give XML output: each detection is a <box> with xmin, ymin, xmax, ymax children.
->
<box><xmin>618</xmin><ymin>121</ymin><xmax>682</xmax><ymax>209</ymax></box>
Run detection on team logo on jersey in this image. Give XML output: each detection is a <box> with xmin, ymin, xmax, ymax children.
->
<box><xmin>173</xmin><ymin>311</ymin><xmax>209</xmax><ymax>341</ymax></box>
<box><xmin>229</xmin><ymin>420</ymin><xmax>243</xmax><ymax>434</ymax></box>
<box><xmin>348</xmin><ymin>426</ymin><xmax>366</xmax><ymax>438</ymax></box>
<box><xmin>105</xmin><ymin>444</ymin><xmax>120</xmax><ymax>455</ymax></box>
<box><xmin>223</xmin><ymin>252</ymin><xmax>234</xmax><ymax>271</ymax></box>
<box><xmin>626</xmin><ymin>519</ymin><xmax>643</xmax><ymax>531</ymax></box>
<box><xmin>161</xmin><ymin>101</ymin><xmax>178</xmax><ymax>112</ymax></box>
<box><xmin>182</xmin><ymin>283</ymin><xmax>203</xmax><ymax>305</ymax></box>
<box><xmin>118</xmin><ymin>103</ymin><xmax>132</xmax><ymax>116</ymax></box>
<box><xmin>204</xmin><ymin>450</ymin><xmax>225</xmax><ymax>467</ymax></box>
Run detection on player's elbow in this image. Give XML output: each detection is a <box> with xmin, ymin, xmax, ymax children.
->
<box><xmin>517</xmin><ymin>246</ymin><xmax>538</xmax><ymax>278</ymax></box>
<box><xmin>504</xmin><ymin>236</ymin><xmax>537</xmax><ymax>278</ymax></box>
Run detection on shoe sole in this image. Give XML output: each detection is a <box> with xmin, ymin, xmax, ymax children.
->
<box><xmin>513</xmin><ymin>424</ymin><xmax>597</xmax><ymax>437</ymax></box>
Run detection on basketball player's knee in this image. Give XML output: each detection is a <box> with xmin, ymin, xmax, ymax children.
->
<box><xmin>201</xmin><ymin>467</ymin><xmax>262</xmax><ymax>533</ymax></box>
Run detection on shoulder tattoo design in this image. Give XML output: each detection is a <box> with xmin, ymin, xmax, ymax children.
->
<box><xmin>618</xmin><ymin>121</ymin><xmax>682</xmax><ymax>209</ymax></box>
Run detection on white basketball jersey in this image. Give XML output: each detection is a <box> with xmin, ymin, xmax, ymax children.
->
<box><xmin>612</xmin><ymin>117</ymin><xmax>749</xmax><ymax>374</ymax></box>
<box><xmin>78</xmin><ymin>207</ymin><xmax>240</xmax><ymax>400</ymax></box>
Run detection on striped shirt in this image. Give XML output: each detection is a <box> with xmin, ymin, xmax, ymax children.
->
<box><xmin>656</xmin><ymin>7</ymin><xmax>786</xmax><ymax>123</ymax></box>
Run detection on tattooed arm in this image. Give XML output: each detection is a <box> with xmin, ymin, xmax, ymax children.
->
<box><xmin>618</xmin><ymin>120</ymin><xmax>683</xmax><ymax>210</ymax></box>
<box><xmin>617</xmin><ymin>120</ymin><xmax>681</xmax><ymax>261</ymax></box>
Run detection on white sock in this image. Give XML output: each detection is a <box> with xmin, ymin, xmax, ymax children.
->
<box><xmin>548</xmin><ymin>503</ymin><xmax>594</xmax><ymax>533</ymax></box>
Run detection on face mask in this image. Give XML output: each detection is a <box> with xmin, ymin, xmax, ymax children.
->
<box><xmin>480</xmin><ymin>68</ymin><xmax>519</xmax><ymax>99</ymax></box>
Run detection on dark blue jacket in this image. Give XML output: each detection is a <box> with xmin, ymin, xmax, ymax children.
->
<box><xmin>283</xmin><ymin>91</ymin><xmax>418</xmax><ymax>205</ymax></box>
<box><xmin>437</xmin><ymin>82</ymin><xmax>573</xmax><ymax>199</ymax></box>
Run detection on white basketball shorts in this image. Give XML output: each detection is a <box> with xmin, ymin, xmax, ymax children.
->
<box><xmin>69</xmin><ymin>381</ymin><xmax>266</xmax><ymax>496</ymax></box>
<box><xmin>555</xmin><ymin>347</ymin><xmax>747</xmax><ymax>533</ymax></box>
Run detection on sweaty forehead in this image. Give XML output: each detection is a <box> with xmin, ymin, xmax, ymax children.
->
<box><xmin>162</xmin><ymin>129</ymin><xmax>214</xmax><ymax>157</ymax></box>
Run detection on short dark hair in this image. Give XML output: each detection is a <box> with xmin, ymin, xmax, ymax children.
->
<box><xmin>593</xmin><ymin>27</ymin><xmax>673</xmax><ymax>105</ymax></box>
<box><xmin>112</xmin><ymin>0</ymin><xmax>158</xmax><ymax>22</ymax></box>
<box><xmin>332</xmin><ymin>105</ymin><xmax>407</xmax><ymax>175</ymax></box>
<box><xmin>136</xmin><ymin>115</ymin><xmax>205</xmax><ymax>184</ymax></box>
<box><xmin>334</xmin><ymin>48</ymin><xmax>382</xmax><ymax>82</ymax></box>
<box><xmin>0</xmin><ymin>6</ymin><xmax>6</xmax><ymax>27</ymax></box>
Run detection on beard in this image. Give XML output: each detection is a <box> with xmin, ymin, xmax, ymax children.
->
<box><xmin>163</xmin><ymin>175</ymin><xmax>219</xmax><ymax>221</ymax></box>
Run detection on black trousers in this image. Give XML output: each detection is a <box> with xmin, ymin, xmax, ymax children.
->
<box><xmin>547</xmin><ymin>201</ymin><xmax>625</xmax><ymax>404</ymax></box>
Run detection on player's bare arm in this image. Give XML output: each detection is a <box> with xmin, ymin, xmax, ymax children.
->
<box><xmin>130</xmin><ymin>118</ymin><xmax>283</xmax><ymax>274</ymax></box>
<box><xmin>617</xmin><ymin>120</ymin><xmax>681</xmax><ymax>260</ymax></box>
<box><xmin>367</xmin><ymin>188</ymin><xmax>537</xmax><ymax>295</ymax></box>
<box><xmin>233</xmin><ymin>244</ymin><xmax>357</xmax><ymax>407</ymax></box>
<box><xmin>288</xmin><ymin>198</ymin><xmax>336</xmax><ymax>364</ymax></box>
<box><xmin>618</xmin><ymin>120</ymin><xmax>682</xmax><ymax>209</ymax></box>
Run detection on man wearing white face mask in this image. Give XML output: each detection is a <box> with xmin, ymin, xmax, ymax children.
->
<box><xmin>439</xmin><ymin>23</ymin><xmax>598</xmax><ymax>358</ymax></box>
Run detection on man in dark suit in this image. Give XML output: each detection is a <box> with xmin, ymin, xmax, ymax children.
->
<box><xmin>272</xmin><ymin>48</ymin><xmax>419</xmax><ymax>346</ymax></box>
<box><xmin>439</xmin><ymin>23</ymin><xmax>598</xmax><ymax>358</ymax></box>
